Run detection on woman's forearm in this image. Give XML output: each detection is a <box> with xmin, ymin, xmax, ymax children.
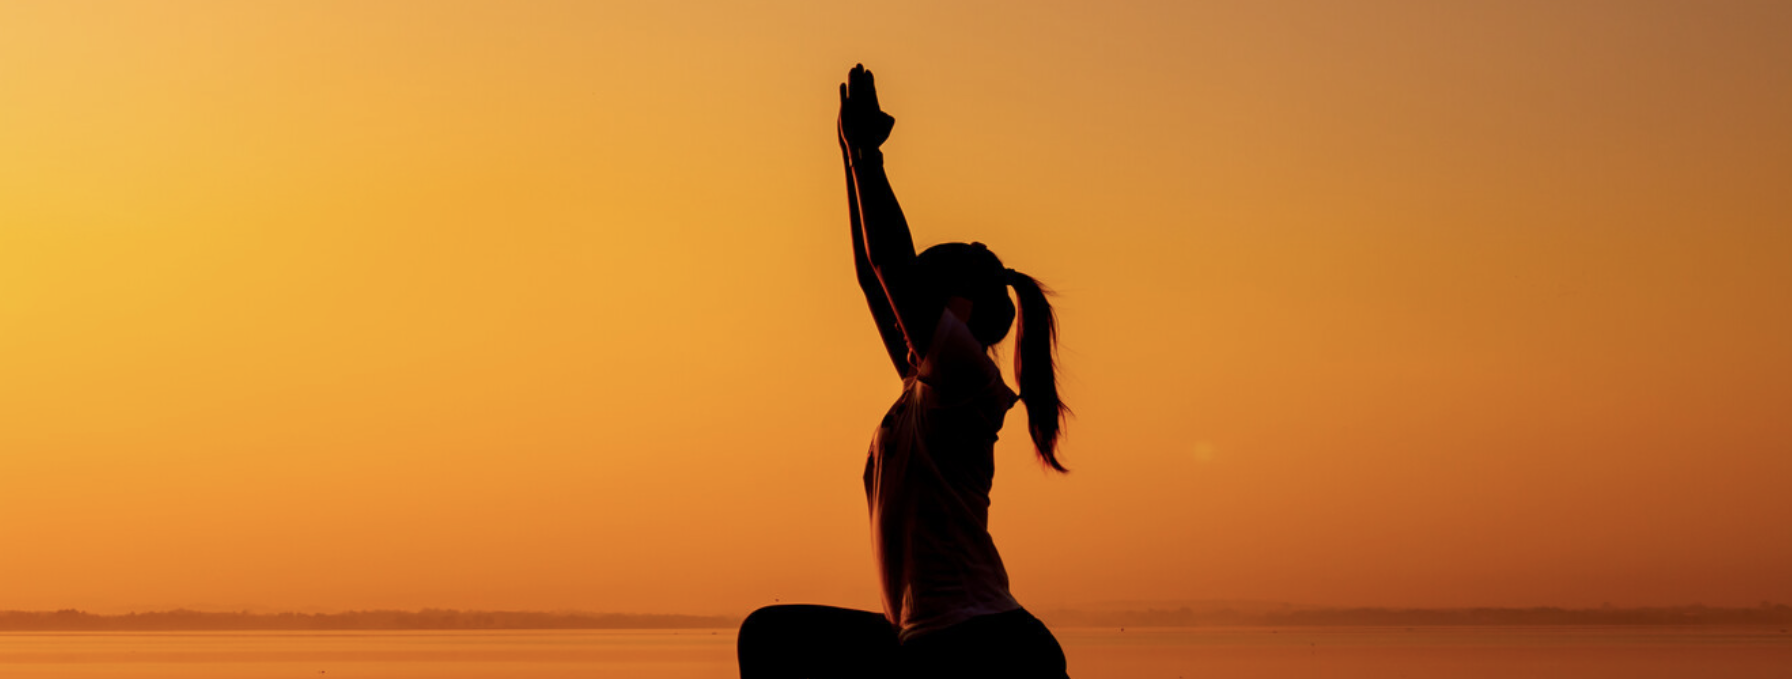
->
<box><xmin>849</xmin><ymin>149</ymin><xmax>917</xmax><ymax>275</ymax></box>
<box><xmin>843</xmin><ymin>147</ymin><xmax>880</xmax><ymax>290</ymax></box>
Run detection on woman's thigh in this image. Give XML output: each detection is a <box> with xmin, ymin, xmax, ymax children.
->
<box><xmin>737</xmin><ymin>604</ymin><xmax>899</xmax><ymax>679</ymax></box>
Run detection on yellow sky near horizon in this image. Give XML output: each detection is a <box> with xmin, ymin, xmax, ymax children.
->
<box><xmin>2</xmin><ymin>0</ymin><xmax>1789</xmax><ymax>615</ymax></box>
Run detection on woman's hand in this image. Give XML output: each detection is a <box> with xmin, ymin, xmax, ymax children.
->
<box><xmin>838</xmin><ymin>64</ymin><xmax>895</xmax><ymax>153</ymax></box>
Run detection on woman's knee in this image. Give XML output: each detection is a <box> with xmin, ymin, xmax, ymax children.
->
<box><xmin>738</xmin><ymin>605</ymin><xmax>798</xmax><ymax>647</ymax></box>
<box><xmin>737</xmin><ymin>605</ymin><xmax>814</xmax><ymax>678</ymax></box>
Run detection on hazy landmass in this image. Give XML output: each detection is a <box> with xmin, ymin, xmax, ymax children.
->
<box><xmin>4</xmin><ymin>604</ymin><xmax>1788</xmax><ymax>631</ymax></box>
<box><xmin>0</xmin><ymin>609</ymin><xmax>735</xmax><ymax>631</ymax></box>
<box><xmin>1033</xmin><ymin>603</ymin><xmax>1792</xmax><ymax>628</ymax></box>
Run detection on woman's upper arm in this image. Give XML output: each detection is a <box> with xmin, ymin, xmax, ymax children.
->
<box><xmin>873</xmin><ymin>261</ymin><xmax>939</xmax><ymax>362</ymax></box>
<box><xmin>859</xmin><ymin>275</ymin><xmax>913</xmax><ymax>377</ymax></box>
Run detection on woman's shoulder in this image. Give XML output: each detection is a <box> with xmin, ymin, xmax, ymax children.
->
<box><xmin>917</xmin><ymin>310</ymin><xmax>994</xmax><ymax>379</ymax></box>
<box><xmin>914</xmin><ymin>309</ymin><xmax>1015</xmax><ymax>411</ymax></box>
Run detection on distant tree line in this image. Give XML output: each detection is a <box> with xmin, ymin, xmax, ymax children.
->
<box><xmin>0</xmin><ymin>609</ymin><xmax>738</xmax><ymax>631</ymax></box>
<box><xmin>1036</xmin><ymin>604</ymin><xmax>1792</xmax><ymax>628</ymax></box>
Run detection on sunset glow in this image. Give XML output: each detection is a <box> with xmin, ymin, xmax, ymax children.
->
<box><xmin>2</xmin><ymin>1</ymin><xmax>1788</xmax><ymax>617</ymax></box>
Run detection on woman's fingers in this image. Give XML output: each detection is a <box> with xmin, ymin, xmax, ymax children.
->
<box><xmin>852</xmin><ymin>67</ymin><xmax>879</xmax><ymax>111</ymax></box>
<box><xmin>841</xmin><ymin>64</ymin><xmax>890</xmax><ymax>149</ymax></box>
<box><xmin>849</xmin><ymin>65</ymin><xmax>870</xmax><ymax>97</ymax></box>
<box><xmin>844</xmin><ymin>68</ymin><xmax>876</xmax><ymax>105</ymax></box>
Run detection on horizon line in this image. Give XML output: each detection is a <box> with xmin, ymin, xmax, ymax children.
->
<box><xmin>5</xmin><ymin>603</ymin><xmax>1789</xmax><ymax>632</ymax></box>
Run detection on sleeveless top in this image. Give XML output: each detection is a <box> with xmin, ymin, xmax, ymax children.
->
<box><xmin>864</xmin><ymin>308</ymin><xmax>1023</xmax><ymax>641</ymax></box>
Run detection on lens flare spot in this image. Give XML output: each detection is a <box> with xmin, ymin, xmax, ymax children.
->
<box><xmin>1192</xmin><ymin>441</ymin><xmax>1217</xmax><ymax>463</ymax></box>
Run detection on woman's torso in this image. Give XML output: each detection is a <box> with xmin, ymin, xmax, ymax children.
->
<box><xmin>863</xmin><ymin>310</ymin><xmax>1022</xmax><ymax>641</ymax></box>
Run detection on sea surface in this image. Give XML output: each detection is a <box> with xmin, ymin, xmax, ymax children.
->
<box><xmin>2</xmin><ymin>626</ymin><xmax>1787</xmax><ymax>678</ymax></box>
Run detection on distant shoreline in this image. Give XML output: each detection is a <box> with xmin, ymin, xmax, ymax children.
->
<box><xmin>1035</xmin><ymin>604</ymin><xmax>1792</xmax><ymax>628</ymax></box>
<box><xmin>0</xmin><ymin>610</ymin><xmax>735</xmax><ymax>631</ymax></box>
<box><xmin>4</xmin><ymin>605</ymin><xmax>1789</xmax><ymax>631</ymax></box>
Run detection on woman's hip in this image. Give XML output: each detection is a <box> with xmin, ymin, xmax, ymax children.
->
<box><xmin>901</xmin><ymin>608</ymin><xmax>1069</xmax><ymax>679</ymax></box>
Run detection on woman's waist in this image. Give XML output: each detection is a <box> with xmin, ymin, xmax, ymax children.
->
<box><xmin>898</xmin><ymin>593</ymin><xmax>1024</xmax><ymax>643</ymax></box>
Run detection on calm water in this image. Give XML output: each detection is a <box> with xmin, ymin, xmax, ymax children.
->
<box><xmin>2</xmin><ymin>627</ymin><xmax>1787</xmax><ymax>678</ymax></box>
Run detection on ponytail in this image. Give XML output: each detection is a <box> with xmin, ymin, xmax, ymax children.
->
<box><xmin>1007</xmin><ymin>270</ymin><xmax>1070</xmax><ymax>472</ymax></box>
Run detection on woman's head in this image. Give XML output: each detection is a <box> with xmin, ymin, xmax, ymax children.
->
<box><xmin>915</xmin><ymin>242</ymin><xmax>1013</xmax><ymax>345</ymax></box>
<box><xmin>916</xmin><ymin>242</ymin><xmax>1071</xmax><ymax>472</ymax></box>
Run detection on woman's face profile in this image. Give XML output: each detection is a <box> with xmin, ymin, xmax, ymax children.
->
<box><xmin>963</xmin><ymin>289</ymin><xmax>1016</xmax><ymax>347</ymax></box>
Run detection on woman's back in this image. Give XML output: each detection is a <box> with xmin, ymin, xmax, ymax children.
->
<box><xmin>865</xmin><ymin>308</ymin><xmax>1022</xmax><ymax>640</ymax></box>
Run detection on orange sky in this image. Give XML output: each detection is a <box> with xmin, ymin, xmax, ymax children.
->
<box><xmin>2</xmin><ymin>1</ymin><xmax>1788</xmax><ymax>615</ymax></box>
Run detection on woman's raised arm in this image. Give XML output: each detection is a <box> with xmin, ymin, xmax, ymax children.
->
<box><xmin>839</xmin><ymin>65</ymin><xmax>937</xmax><ymax>357</ymax></box>
<box><xmin>840</xmin><ymin>98</ymin><xmax>911</xmax><ymax>377</ymax></box>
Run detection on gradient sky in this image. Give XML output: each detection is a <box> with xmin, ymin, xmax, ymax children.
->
<box><xmin>2</xmin><ymin>0</ymin><xmax>1788</xmax><ymax>615</ymax></box>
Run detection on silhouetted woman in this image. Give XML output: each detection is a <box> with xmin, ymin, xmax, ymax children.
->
<box><xmin>737</xmin><ymin>64</ymin><xmax>1072</xmax><ymax>679</ymax></box>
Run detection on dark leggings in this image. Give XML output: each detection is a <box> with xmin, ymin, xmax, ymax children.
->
<box><xmin>737</xmin><ymin>604</ymin><xmax>1070</xmax><ymax>679</ymax></box>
